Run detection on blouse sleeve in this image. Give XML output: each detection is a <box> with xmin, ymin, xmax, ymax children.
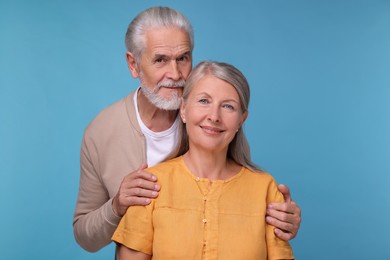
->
<box><xmin>112</xmin><ymin>199</ymin><xmax>155</xmax><ymax>255</ymax></box>
<box><xmin>265</xmin><ymin>177</ymin><xmax>295</xmax><ymax>260</ymax></box>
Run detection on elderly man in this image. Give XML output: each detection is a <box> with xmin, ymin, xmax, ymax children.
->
<box><xmin>73</xmin><ymin>6</ymin><xmax>301</xmax><ymax>253</ymax></box>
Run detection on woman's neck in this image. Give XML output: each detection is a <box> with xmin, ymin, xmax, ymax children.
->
<box><xmin>183</xmin><ymin>150</ymin><xmax>241</xmax><ymax>181</ymax></box>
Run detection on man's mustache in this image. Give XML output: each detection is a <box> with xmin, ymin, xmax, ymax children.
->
<box><xmin>157</xmin><ymin>79</ymin><xmax>185</xmax><ymax>89</ymax></box>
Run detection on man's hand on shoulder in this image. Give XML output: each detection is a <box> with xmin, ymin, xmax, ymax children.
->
<box><xmin>266</xmin><ymin>184</ymin><xmax>301</xmax><ymax>241</ymax></box>
<box><xmin>112</xmin><ymin>163</ymin><xmax>160</xmax><ymax>217</ymax></box>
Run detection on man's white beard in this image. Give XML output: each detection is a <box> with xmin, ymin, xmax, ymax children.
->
<box><xmin>139</xmin><ymin>74</ymin><xmax>185</xmax><ymax>111</ymax></box>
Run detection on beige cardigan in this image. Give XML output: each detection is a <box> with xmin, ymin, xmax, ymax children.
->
<box><xmin>73</xmin><ymin>91</ymin><xmax>147</xmax><ymax>252</ymax></box>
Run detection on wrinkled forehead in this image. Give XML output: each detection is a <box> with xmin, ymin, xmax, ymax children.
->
<box><xmin>142</xmin><ymin>27</ymin><xmax>191</xmax><ymax>52</ymax></box>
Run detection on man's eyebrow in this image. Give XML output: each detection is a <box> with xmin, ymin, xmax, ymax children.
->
<box><xmin>152</xmin><ymin>51</ymin><xmax>191</xmax><ymax>61</ymax></box>
<box><xmin>178</xmin><ymin>51</ymin><xmax>191</xmax><ymax>57</ymax></box>
<box><xmin>155</xmin><ymin>51</ymin><xmax>191</xmax><ymax>57</ymax></box>
<box><xmin>153</xmin><ymin>54</ymin><xmax>169</xmax><ymax>60</ymax></box>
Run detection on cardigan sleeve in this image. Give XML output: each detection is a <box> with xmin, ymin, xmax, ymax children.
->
<box><xmin>73</xmin><ymin>132</ymin><xmax>121</xmax><ymax>252</ymax></box>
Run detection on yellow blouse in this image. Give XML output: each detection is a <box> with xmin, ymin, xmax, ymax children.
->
<box><xmin>112</xmin><ymin>156</ymin><xmax>293</xmax><ymax>260</ymax></box>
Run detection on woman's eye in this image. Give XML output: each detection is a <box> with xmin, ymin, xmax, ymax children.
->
<box><xmin>198</xmin><ymin>99</ymin><xmax>208</xmax><ymax>104</ymax></box>
<box><xmin>223</xmin><ymin>104</ymin><xmax>234</xmax><ymax>110</ymax></box>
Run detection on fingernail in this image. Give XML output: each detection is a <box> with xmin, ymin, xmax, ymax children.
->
<box><xmin>152</xmin><ymin>191</ymin><xmax>158</xmax><ymax>196</ymax></box>
<box><xmin>155</xmin><ymin>184</ymin><xmax>160</xmax><ymax>190</ymax></box>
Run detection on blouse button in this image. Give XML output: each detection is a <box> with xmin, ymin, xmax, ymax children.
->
<box><xmin>202</xmin><ymin>219</ymin><xmax>208</xmax><ymax>223</ymax></box>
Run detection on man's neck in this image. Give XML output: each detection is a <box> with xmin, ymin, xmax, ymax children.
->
<box><xmin>137</xmin><ymin>90</ymin><xmax>178</xmax><ymax>132</ymax></box>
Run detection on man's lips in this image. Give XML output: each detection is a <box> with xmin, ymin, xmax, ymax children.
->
<box><xmin>158</xmin><ymin>85</ymin><xmax>183</xmax><ymax>90</ymax></box>
<box><xmin>162</xmin><ymin>86</ymin><xmax>182</xmax><ymax>89</ymax></box>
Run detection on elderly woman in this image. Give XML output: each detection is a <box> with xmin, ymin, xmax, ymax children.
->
<box><xmin>112</xmin><ymin>61</ymin><xmax>294</xmax><ymax>259</ymax></box>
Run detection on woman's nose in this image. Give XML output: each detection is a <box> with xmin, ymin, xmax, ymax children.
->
<box><xmin>207</xmin><ymin>106</ymin><xmax>221</xmax><ymax>123</ymax></box>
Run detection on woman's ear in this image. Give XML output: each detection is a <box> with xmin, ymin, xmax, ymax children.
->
<box><xmin>239</xmin><ymin>111</ymin><xmax>249</xmax><ymax>128</ymax></box>
<box><xmin>126</xmin><ymin>52</ymin><xmax>140</xmax><ymax>78</ymax></box>
<box><xmin>180</xmin><ymin>98</ymin><xmax>186</xmax><ymax>123</ymax></box>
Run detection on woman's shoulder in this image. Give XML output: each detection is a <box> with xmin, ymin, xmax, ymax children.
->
<box><xmin>242</xmin><ymin>167</ymin><xmax>276</xmax><ymax>183</ymax></box>
<box><xmin>145</xmin><ymin>157</ymin><xmax>185</xmax><ymax>179</ymax></box>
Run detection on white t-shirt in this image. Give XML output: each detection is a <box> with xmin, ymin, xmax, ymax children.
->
<box><xmin>134</xmin><ymin>90</ymin><xmax>179</xmax><ymax>167</ymax></box>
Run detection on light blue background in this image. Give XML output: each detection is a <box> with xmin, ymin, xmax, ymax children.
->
<box><xmin>1</xmin><ymin>0</ymin><xmax>389</xmax><ymax>259</ymax></box>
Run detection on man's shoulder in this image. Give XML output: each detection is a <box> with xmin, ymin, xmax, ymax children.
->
<box><xmin>82</xmin><ymin>91</ymin><xmax>138</xmax><ymax>140</ymax></box>
<box><xmin>86</xmin><ymin>92</ymin><xmax>135</xmax><ymax>129</ymax></box>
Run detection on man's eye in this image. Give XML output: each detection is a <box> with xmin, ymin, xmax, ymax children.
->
<box><xmin>177</xmin><ymin>56</ymin><xmax>187</xmax><ymax>62</ymax></box>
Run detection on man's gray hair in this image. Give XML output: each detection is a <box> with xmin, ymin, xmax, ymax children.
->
<box><xmin>125</xmin><ymin>6</ymin><xmax>194</xmax><ymax>64</ymax></box>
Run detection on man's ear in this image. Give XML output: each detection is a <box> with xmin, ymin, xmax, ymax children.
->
<box><xmin>126</xmin><ymin>52</ymin><xmax>140</xmax><ymax>78</ymax></box>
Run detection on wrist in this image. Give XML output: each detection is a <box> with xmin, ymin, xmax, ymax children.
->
<box><xmin>111</xmin><ymin>196</ymin><xmax>121</xmax><ymax>217</ymax></box>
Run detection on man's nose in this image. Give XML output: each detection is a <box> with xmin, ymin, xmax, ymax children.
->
<box><xmin>167</xmin><ymin>60</ymin><xmax>181</xmax><ymax>80</ymax></box>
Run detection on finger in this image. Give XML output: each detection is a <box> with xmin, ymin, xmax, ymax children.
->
<box><xmin>126</xmin><ymin>196</ymin><xmax>153</xmax><ymax>207</ymax></box>
<box><xmin>126</xmin><ymin>170</ymin><xmax>159</xmax><ymax>188</ymax></box>
<box><xmin>138</xmin><ymin>162</ymin><xmax>148</xmax><ymax>171</ymax></box>
<box><xmin>266</xmin><ymin>215</ymin><xmax>294</xmax><ymax>234</ymax></box>
<box><xmin>128</xmin><ymin>186</ymin><xmax>159</xmax><ymax>199</ymax></box>
<box><xmin>266</xmin><ymin>207</ymin><xmax>294</xmax><ymax>223</ymax></box>
<box><xmin>267</xmin><ymin>201</ymin><xmax>295</xmax><ymax>214</ymax></box>
<box><xmin>117</xmin><ymin>187</ymin><xmax>159</xmax><ymax>209</ymax></box>
<box><xmin>278</xmin><ymin>184</ymin><xmax>291</xmax><ymax>203</ymax></box>
<box><xmin>129</xmin><ymin>176</ymin><xmax>160</xmax><ymax>192</ymax></box>
<box><xmin>138</xmin><ymin>168</ymin><xmax>158</xmax><ymax>184</ymax></box>
<box><xmin>274</xmin><ymin>227</ymin><xmax>296</xmax><ymax>241</ymax></box>
<box><xmin>128</xmin><ymin>163</ymin><xmax>156</xmax><ymax>180</ymax></box>
<box><xmin>266</xmin><ymin>204</ymin><xmax>301</xmax><ymax>237</ymax></box>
